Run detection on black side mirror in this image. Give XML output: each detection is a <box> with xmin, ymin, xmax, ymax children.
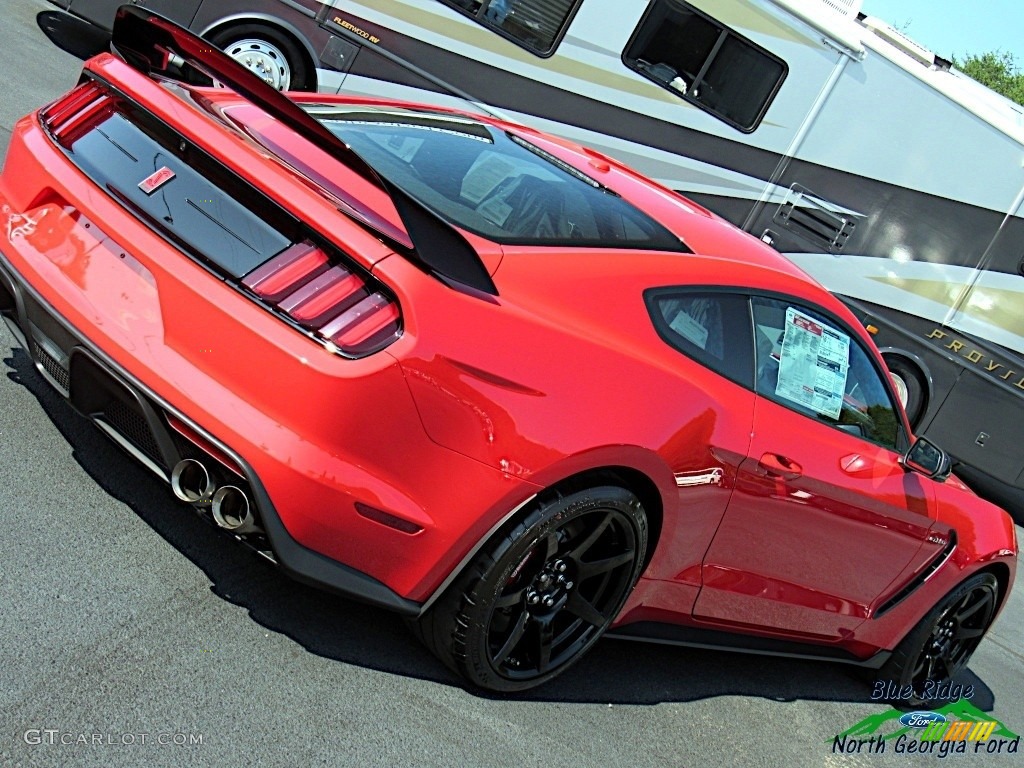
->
<box><xmin>903</xmin><ymin>437</ymin><xmax>952</xmax><ymax>481</ymax></box>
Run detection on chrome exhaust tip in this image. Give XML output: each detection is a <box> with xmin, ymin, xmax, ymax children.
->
<box><xmin>170</xmin><ymin>459</ymin><xmax>215</xmax><ymax>504</ymax></box>
<box><xmin>211</xmin><ymin>485</ymin><xmax>259</xmax><ymax>534</ymax></box>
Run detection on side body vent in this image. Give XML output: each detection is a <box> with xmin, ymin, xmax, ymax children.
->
<box><xmin>774</xmin><ymin>184</ymin><xmax>858</xmax><ymax>253</ymax></box>
<box><xmin>874</xmin><ymin>532</ymin><xmax>958</xmax><ymax>617</ymax></box>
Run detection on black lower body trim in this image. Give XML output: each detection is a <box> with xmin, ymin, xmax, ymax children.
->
<box><xmin>606</xmin><ymin>622</ymin><xmax>890</xmax><ymax>669</ymax></box>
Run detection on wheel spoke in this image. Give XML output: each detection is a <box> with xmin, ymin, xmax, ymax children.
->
<box><xmin>566</xmin><ymin>511</ymin><xmax>614</xmax><ymax>561</ymax></box>
<box><xmin>578</xmin><ymin>549</ymin><xmax>635</xmax><ymax>580</ymax></box>
<box><xmin>565</xmin><ymin>592</ymin><xmax>607</xmax><ymax>627</ymax></box>
<box><xmin>552</xmin><ymin>617</ymin><xmax>585</xmax><ymax>647</ymax></box>
<box><xmin>536</xmin><ymin>620</ymin><xmax>554</xmax><ymax>673</ymax></box>
<box><xmin>952</xmin><ymin>593</ymin><xmax>974</xmax><ymax>613</ymax></box>
<box><xmin>923</xmin><ymin>653</ymin><xmax>939</xmax><ymax>682</ymax></box>
<box><xmin>494</xmin><ymin>588</ymin><xmax>526</xmax><ymax>610</ymax></box>
<box><xmin>957</xmin><ymin>626</ymin><xmax>986</xmax><ymax>640</ymax></box>
<box><xmin>911</xmin><ymin>655</ymin><xmax>928</xmax><ymax>680</ymax></box>
<box><xmin>542</xmin><ymin>532</ymin><xmax>560</xmax><ymax>561</ymax></box>
<box><xmin>492</xmin><ymin>612</ymin><xmax>530</xmax><ymax>667</ymax></box>
<box><xmin>936</xmin><ymin>651</ymin><xmax>955</xmax><ymax>680</ymax></box>
<box><xmin>956</xmin><ymin>594</ymin><xmax>993</xmax><ymax>623</ymax></box>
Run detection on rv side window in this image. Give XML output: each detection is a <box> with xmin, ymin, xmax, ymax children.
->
<box><xmin>623</xmin><ymin>0</ymin><xmax>787</xmax><ymax>132</ymax></box>
<box><xmin>436</xmin><ymin>0</ymin><xmax>581</xmax><ymax>56</ymax></box>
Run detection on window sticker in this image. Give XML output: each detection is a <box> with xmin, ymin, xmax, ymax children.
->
<box><xmin>669</xmin><ymin>308</ymin><xmax>710</xmax><ymax>350</ymax></box>
<box><xmin>461</xmin><ymin>153</ymin><xmax>518</xmax><ymax>205</ymax></box>
<box><xmin>367</xmin><ymin>133</ymin><xmax>423</xmax><ymax>163</ymax></box>
<box><xmin>775</xmin><ymin>307</ymin><xmax>850</xmax><ymax>419</ymax></box>
<box><xmin>477</xmin><ymin>197</ymin><xmax>514</xmax><ymax>227</ymax></box>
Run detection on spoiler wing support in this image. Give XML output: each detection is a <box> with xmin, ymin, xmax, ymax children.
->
<box><xmin>109</xmin><ymin>5</ymin><xmax>498</xmax><ymax>295</ymax></box>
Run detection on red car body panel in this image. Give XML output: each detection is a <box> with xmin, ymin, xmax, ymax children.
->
<box><xmin>0</xmin><ymin>30</ymin><xmax>1015</xmax><ymax>677</ymax></box>
<box><xmin>694</xmin><ymin>398</ymin><xmax>940</xmax><ymax>639</ymax></box>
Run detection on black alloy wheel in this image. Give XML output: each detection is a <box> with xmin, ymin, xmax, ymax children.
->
<box><xmin>879</xmin><ymin>572</ymin><xmax>999</xmax><ymax>705</ymax></box>
<box><xmin>415</xmin><ymin>485</ymin><xmax>648</xmax><ymax>692</ymax></box>
<box><xmin>909</xmin><ymin>577</ymin><xmax>998</xmax><ymax>685</ymax></box>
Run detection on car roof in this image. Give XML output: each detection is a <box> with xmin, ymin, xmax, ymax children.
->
<box><xmin>204</xmin><ymin>88</ymin><xmax>825</xmax><ymax>298</ymax></box>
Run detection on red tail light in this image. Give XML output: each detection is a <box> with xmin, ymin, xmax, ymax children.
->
<box><xmin>281</xmin><ymin>266</ymin><xmax>365</xmax><ymax>323</ymax></box>
<box><xmin>243</xmin><ymin>241</ymin><xmax>401</xmax><ymax>357</ymax></box>
<box><xmin>241</xmin><ymin>242</ymin><xmax>330</xmax><ymax>303</ymax></box>
<box><xmin>41</xmin><ymin>81</ymin><xmax>114</xmax><ymax>148</ymax></box>
<box><xmin>322</xmin><ymin>293</ymin><xmax>401</xmax><ymax>348</ymax></box>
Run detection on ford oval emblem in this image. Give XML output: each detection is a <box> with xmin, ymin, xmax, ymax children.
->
<box><xmin>899</xmin><ymin>711</ymin><xmax>947</xmax><ymax>728</ymax></box>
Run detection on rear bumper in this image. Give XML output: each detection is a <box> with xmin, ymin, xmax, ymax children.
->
<box><xmin>0</xmin><ymin>256</ymin><xmax>421</xmax><ymax>615</ymax></box>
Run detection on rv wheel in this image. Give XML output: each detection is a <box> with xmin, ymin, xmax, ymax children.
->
<box><xmin>886</xmin><ymin>356</ymin><xmax>926</xmax><ymax>427</ymax></box>
<box><xmin>209</xmin><ymin>24</ymin><xmax>314</xmax><ymax>91</ymax></box>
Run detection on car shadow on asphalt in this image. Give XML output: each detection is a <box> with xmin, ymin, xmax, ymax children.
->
<box><xmin>37</xmin><ymin>10</ymin><xmax>110</xmax><ymax>61</ymax></box>
<box><xmin>1</xmin><ymin>346</ymin><xmax>999</xmax><ymax>710</ymax></box>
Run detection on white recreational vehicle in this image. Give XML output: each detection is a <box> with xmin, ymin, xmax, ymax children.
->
<box><xmin>52</xmin><ymin>0</ymin><xmax>1024</xmax><ymax>515</ymax></box>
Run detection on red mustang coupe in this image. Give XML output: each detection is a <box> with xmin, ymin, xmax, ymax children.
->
<box><xmin>0</xmin><ymin>8</ymin><xmax>1015</xmax><ymax>694</ymax></box>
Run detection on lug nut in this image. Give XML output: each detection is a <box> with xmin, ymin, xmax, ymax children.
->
<box><xmin>543</xmin><ymin>596</ymin><xmax>555</xmax><ymax>608</ymax></box>
<box><xmin>527</xmin><ymin>592</ymin><xmax>539</xmax><ymax>605</ymax></box>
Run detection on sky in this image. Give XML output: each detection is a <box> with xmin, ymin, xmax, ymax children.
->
<box><xmin>860</xmin><ymin>0</ymin><xmax>1024</xmax><ymax>60</ymax></box>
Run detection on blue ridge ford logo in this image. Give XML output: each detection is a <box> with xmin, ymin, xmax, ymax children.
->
<box><xmin>899</xmin><ymin>712</ymin><xmax>947</xmax><ymax>729</ymax></box>
<box><xmin>832</xmin><ymin>698</ymin><xmax>1019</xmax><ymax>757</ymax></box>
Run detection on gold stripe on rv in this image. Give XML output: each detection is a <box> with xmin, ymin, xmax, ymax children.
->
<box><xmin>868</xmin><ymin>276</ymin><xmax>1024</xmax><ymax>337</ymax></box>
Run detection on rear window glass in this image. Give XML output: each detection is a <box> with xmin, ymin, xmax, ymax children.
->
<box><xmin>646</xmin><ymin>290</ymin><xmax>754</xmax><ymax>387</ymax></box>
<box><xmin>309</xmin><ymin>105</ymin><xmax>687</xmax><ymax>251</ymax></box>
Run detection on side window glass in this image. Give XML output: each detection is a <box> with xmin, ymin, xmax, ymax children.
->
<box><xmin>623</xmin><ymin>0</ymin><xmax>787</xmax><ymax>132</ymax></box>
<box><xmin>437</xmin><ymin>0</ymin><xmax>581</xmax><ymax>56</ymax></box>
<box><xmin>647</xmin><ymin>290</ymin><xmax>754</xmax><ymax>388</ymax></box>
<box><xmin>751</xmin><ymin>297</ymin><xmax>901</xmax><ymax>449</ymax></box>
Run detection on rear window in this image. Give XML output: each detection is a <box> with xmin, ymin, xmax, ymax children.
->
<box><xmin>308</xmin><ymin>105</ymin><xmax>687</xmax><ymax>251</ymax></box>
<box><xmin>646</xmin><ymin>289</ymin><xmax>755</xmax><ymax>387</ymax></box>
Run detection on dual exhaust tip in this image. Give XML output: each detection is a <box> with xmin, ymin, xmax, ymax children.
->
<box><xmin>170</xmin><ymin>458</ymin><xmax>259</xmax><ymax>534</ymax></box>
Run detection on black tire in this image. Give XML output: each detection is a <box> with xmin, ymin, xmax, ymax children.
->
<box><xmin>415</xmin><ymin>486</ymin><xmax>648</xmax><ymax>692</ymax></box>
<box><xmin>208</xmin><ymin>24</ymin><xmax>313</xmax><ymax>91</ymax></box>
<box><xmin>885</xmin><ymin>355</ymin><xmax>926</xmax><ymax>427</ymax></box>
<box><xmin>877</xmin><ymin>572</ymin><xmax>999</xmax><ymax>706</ymax></box>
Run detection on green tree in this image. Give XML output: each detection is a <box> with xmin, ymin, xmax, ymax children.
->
<box><xmin>954</xmin><ymin>51</ymin><xmax>1024</xmax><ymax>106</ymax></box>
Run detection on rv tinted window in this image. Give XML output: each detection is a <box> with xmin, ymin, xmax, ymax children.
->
<box><xmin>437</xmin><ymin>0</ymin><xmax>581</xmax><ymax>56</ymax></box>
<box><xmin>623</xmin><ymin>0</ymin><xmax>787</xmax><ymax>131</ymax></box>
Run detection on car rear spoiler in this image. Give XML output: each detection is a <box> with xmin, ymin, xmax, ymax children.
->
<box><xmin>109</xmin><ymin>5</ymin><xmax>497</xmax><ymax>295</ymax></box>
